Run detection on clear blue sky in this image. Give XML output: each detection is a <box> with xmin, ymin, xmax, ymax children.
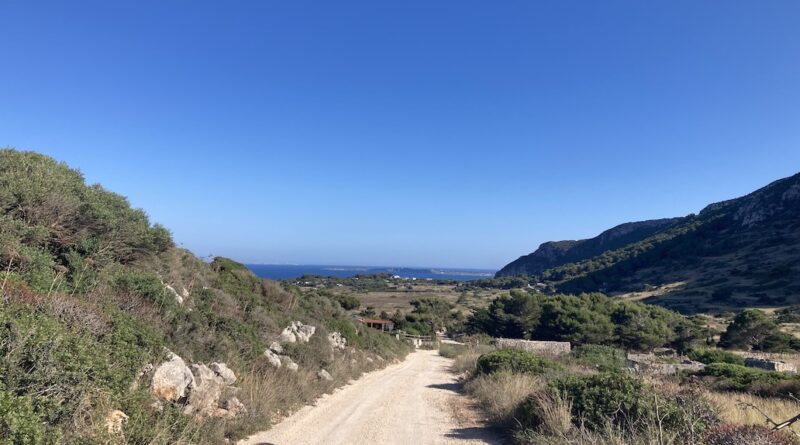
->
<box><xmin>2</xmin><ymin>1</ymin><xmax>799</xmax><ymax>269</ymax></box>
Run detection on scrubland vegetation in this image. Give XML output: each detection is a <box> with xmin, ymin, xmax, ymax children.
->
<box><xmin>444</xmin><ymin>343</ymin><xmax>800</xmax><ymax>445</ymax></box>
<box><xmin>0</xmin><ymin>150</ymin><xmax>410</xmax><ymax>444</ymax></box>
<box><xmin>441</xmin><ymin>286</ymin><xmax>800</xmax><ymax>444</ymax></box>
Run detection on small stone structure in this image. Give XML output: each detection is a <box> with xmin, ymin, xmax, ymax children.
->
<box><xmin>626</xmin><ymin>352</ymin><xmax>705</xmax><ymax>375</ymax></box>
<box><xmin>494</xmin><ymin>338</ymin><xmax>571</xmax><ymax>357</ymax></box>
<box><xmin>745</xmin><ymin>358</ymin><xmax>798</xmax><ymax>374</ymax></box>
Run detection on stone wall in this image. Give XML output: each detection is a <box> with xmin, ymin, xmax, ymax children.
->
<box><xmin>494</xmin><ymin>338</ymin><xmax>571</xmax><ymax>357</ymax></box>
<box><xmin>745</xmin><ymin>357</ymin><xmax>798</xmax><ymax>374</ymax></box>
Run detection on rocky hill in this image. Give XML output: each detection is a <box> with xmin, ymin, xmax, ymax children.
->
<box><xmin>496</xmin><ymin>218</ymin><xmax>683</xmax><ymax>277</ymax></box>
<box><xmin>0</xmin><ymin>149</ymin><xmax>409</xmax><ymax>444</ymax></box>
<box><xmin>497</xmin><ymin>172</ymin><xmax>800</xmax><ymax>313</ymax></box>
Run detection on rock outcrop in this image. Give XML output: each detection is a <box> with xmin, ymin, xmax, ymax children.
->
<box><xmin>210</xmin><ymin>362</ymin><xmax>237</xmax><ymax>385</ymax></box>
<box><xmin>185</xmin><ymin>364</ymin><xmax>227</xmax><ymax>417</ymax></box>
<box><xmin>280</xmin><ymin>321</ymin><xmax>316</xmax><ymax>343</ymax></box>
<box><xmin>317</xmin><ymin>369</ymin><xmax>333</xmax><ymax>381</ymax></box>
<box><xmin>264</xmin><ymin>349</ymin><xmax>283</xmax><ymax>368</ymax></box>
<box><xmin>151</xmin><ymin>353</ymin><xmax>194</xmax><ymax>402</ymax></box>
<box><xmin>281</xmin><ymin>355</ymin><xmax>299</xmax><ymax>372</ymax></box>
<box><xmin>150</xmin><ymin>353</ymin><xmax>244</xmax><ymax>419</ymax></box>
<box><xmin>328</xmin><ymin>331</ymin><xmax>347</xmax><ymax>350</ymax></box>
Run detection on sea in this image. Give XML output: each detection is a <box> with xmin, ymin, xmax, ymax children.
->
<box><xmin>247</xmin><ymin>264</ymin><xmax>496</xmax><ymax>282</ymax></box>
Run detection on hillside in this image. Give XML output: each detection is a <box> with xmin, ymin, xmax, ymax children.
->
<box><xmin>496</xmin><ymin>218</ymin><xmax>683</xmax><ymax>277</ymax></box>
<box><xmin>497</xmin><ymin>172</ymin><xmax>800</xmax><ymax>313</ymax></box>
<box><xmin>0</xmin><ymin>149</ymin><xmax>409</xmax><ymax>444</ymax></box>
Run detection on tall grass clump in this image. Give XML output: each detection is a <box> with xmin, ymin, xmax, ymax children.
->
<box><xmin>465</xmin><ymin>372</ymin><xmax>544</xmax><ymax>424</ymax></box>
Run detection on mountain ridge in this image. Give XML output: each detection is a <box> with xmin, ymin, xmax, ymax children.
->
<box><xmin>496</xmin><ymin>171</ymin><xmax>800</xmax><ymax>313</ymax></box>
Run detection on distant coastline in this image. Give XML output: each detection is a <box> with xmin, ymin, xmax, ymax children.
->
<box><xmin>247</xmin><ymin>264</ymin><xmax>496</xmax><ymax>281</ymax></box>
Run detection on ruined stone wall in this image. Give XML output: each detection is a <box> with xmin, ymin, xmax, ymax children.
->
<box><xmin>494</xmin><ymin>338</ymin><xmax>571</xmax><ymax>357</ymax></box>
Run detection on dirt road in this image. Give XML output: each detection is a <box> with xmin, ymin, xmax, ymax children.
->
<box><xmin>240</xmin><ymin>349</ymin><xmax>504</xmax><ymax>445</ymax></box>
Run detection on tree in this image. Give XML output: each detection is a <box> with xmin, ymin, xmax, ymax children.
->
<box><xmin>719</xmin><ymin>309</ymin><xmax>787</xmax><ymax>351</ymax></box>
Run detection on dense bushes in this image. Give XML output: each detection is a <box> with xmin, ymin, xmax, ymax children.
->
<box><xmin>553</xmin><ymin>372</ymin><xmax>647</xmax><ymax>430</ymax></box>
<box><xmin>719</xmin><ymin>309</ymin><xmax>799</xmax><ymax>352</ymax></box>
<box><xmin>330</xmin><ymin>292</ymin><xmax>361</xmax><ymax>310</ymax></box>
<box><xmin>465</xmin><ymin>346</ymin><xmax>720</xmax><ymax>444</ymax></box>
<box><xmin>0</xmin><ymin>385</ymin><xmax>59</xmax><ymax>445</ymax></box>
<box><xmin>476</xmin><ymin>349</ymin><xmax>562</xmax><ymax>376</ymax></box>
<box><xmin>0</xmin><ymin>150</ymin><xmax>172</xmax><ymax>275</ymax></box>
<box><xmin>468</xmin><ymin>289</ymin><xmax>701</xmax><ymax>351</ymax></box>
<box><xmin>688</xmin><ymin>348</ymin><xmax>745</xmax><ymax>365</ymax></box>
<box><xmin>690</xmin><ymin>363</ymin><xmax>800</xmax><ymax>397</ymax></box>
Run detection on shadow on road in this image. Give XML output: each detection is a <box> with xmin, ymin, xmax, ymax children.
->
<box><xmin>446</xmin><ymin>427</ymin><xmax>507</xmax><ymax>444</ymax></box>
<box><xmin>426</xmin><ymin>382</ymin><xmax>463</xmax><ymax>393</ymax></box>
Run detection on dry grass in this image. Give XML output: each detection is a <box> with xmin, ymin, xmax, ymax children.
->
<box><xmin>452</xmin><ymin>352</ymin><xmax>484</xmax><ymax>375</ymax></box>
<box><xmin>707</xmin><ymin>391</ymin><xmax>800</xmax><ymax>435</ymax></box>
<box><xmin>464</xmin><ymin>372</ymin><xmax>543</xmax><ymax>424</ymax></box>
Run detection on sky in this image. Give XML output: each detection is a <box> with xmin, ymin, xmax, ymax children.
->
<box><xmin>2</xmin><ymin>1</ymin><xmax>800</xmax><ymax>269</ymax></box>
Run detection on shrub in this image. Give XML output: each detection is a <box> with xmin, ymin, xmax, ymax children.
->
<box><xmin>720</xmin><ymin>309</ymin><xmax>794</xmax><ymax>352</ymax></box>
<box><xmin>692</xmin><ymin>363</ymin><xmax>794</xmax><ymax>393</ymax></box>
<box><xmin>570</xmin><ymin>344</ymin><xmax>627</xmax><ymax>371</ymax></box>
<box><xmin>331</xmin><ymin>293</ymin><xmax>361</xmax><ymax>310</ymax></box>
<box><xmin>704</xmin><ymin>423</ymin><xmax>799</xmax><ymax>445</ymax></box>
<box><xmin>553</xmin><ymin>373</ymin><xmax>719</xmax><ymax>439</ymax></box>
<box><xmin>688</xmin><ymin>348</ymin><xmax>746</xmax><ymax>365</ymax></box>
<box><xmin>476</xmin><ymin>349</ymin><xmax>562</xmax><ymax>376</ymax></box>
<box><xmin>0</xmin><ymin>386</ymin><xmax>59</xmax><ymax>445</ymax></box>
<box><xmin>554</xmin><ymin>372</ymin><xmax>646</xmax><ymax>431</ymax></box>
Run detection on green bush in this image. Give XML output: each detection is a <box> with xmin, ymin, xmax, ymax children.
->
<box><xmin>518</xmin><ymin>375</ymin><xmax>718</xmax><ymax>439</ymax></box>
<box><xmin>112</xmin><ymin>269</ymin><xmax>175</xmax><ymax>310</ymax></box>
<box><xmin>570</xmin><ymin>344</ymin><xmax>627</xmax><ymax>371</ymax></box>
<box><xmin>0</xmin><ymin>386</ymin><xmax>59</xmax><ymax>445</ymax></box>
<box><xmin>687</xmin><ymin>348</ymin><xmax>745</xmax><ymax>366</ymax></box>
<box><xmin>476</xmin><ymin>349</ymin><xmax>562</xmax><ymax>376</ymax></box>
<box><xmin>331</xmin><ymin>293</ymin><xmax>361</xmax><ymax>310</ymax></box>
<box><xmin>690</xmin><ymin>362</ymin><xmax>800</xmax><ymax>396</ymax></box>
<box><xmin>554</xmin><ymin>372</ymin><xmax>646</xmax><ymax>430</ymax></box>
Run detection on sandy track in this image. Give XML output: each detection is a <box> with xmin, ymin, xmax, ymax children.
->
<box><xmin>240</xmin><ymin>349</ymin><xmax>504</xmax><ymax>445</ymax></box>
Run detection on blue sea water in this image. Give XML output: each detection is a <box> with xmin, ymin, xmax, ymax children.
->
<box><xmin>247</xmin><ymin>264</ymin><xmax>495</xmax><ymax>281</ymax></box>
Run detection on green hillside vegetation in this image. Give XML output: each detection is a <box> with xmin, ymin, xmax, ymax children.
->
<box><xmin>495</xmin><ymin>172</ymin><xmax>800</xmax><ymax>313</ymax></box>
<box><xmin>0</xmin><ymin>149</ymin><xmax>409</xmax><ymax>444</ymax></box>
<box><xmin>467</xmin><ymin>289</ymin><xmax>705</xmax><ymax>351</ymax></box>
<box><xmin>467</xmin><ymin>288</ymin><xmax>799</xmax><ymax>353</ymax></box>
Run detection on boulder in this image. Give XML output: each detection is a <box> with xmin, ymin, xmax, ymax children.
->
<box><xmin>223</xmin><ymin>397</ymin><xmax>247</xmax><ymax>417</ymax></box>
<box><xmin>328</xmin><ymin>331</ymin><xmax>347</xmax><ymax>350</ymax></box>
<box><xmin>269</xmin><ymin>341</ymin><xmax>284</xmax><ymax>354</ymax></box>
<box><xmin>297</xmin><ymin>324</ymin><xmax>316</xmax><ymax>342</ymax></box>
<box><xmin>210</xmin><ymin>362</ymin><xmax>237</xmax><ymax>385</ymax></box>
<box><xmin>280</xmin><ymin>355</ymin><xmax>299</xmax><ymax>372</ymax></box>
<box><xmin>185</xmin><ymin>364</ymin><xmax>227</xmax><ymax>417</ymax></box>
<box><xmin>280</xmin><ymin>327</ymin><xmax>297</xmax><ymax>343</ymax></box>
<box><xmin>264</xmin><ymin>349</ymin><xmax>282</xmax><ymax>368</ymax></box>
<box><xmin>151</xmin><ymin>353</ymin><xmax>194</xmax><ymax>402</ymax></box>
<box><xmin>317</xmin><ymin>369</ymin><xmax>333</xmax><ymax>381</ymax></box>
<box><xmin>280</xmin><ymin>321</ymin><xmax>316</xmax><ymax>343</ymax></box>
